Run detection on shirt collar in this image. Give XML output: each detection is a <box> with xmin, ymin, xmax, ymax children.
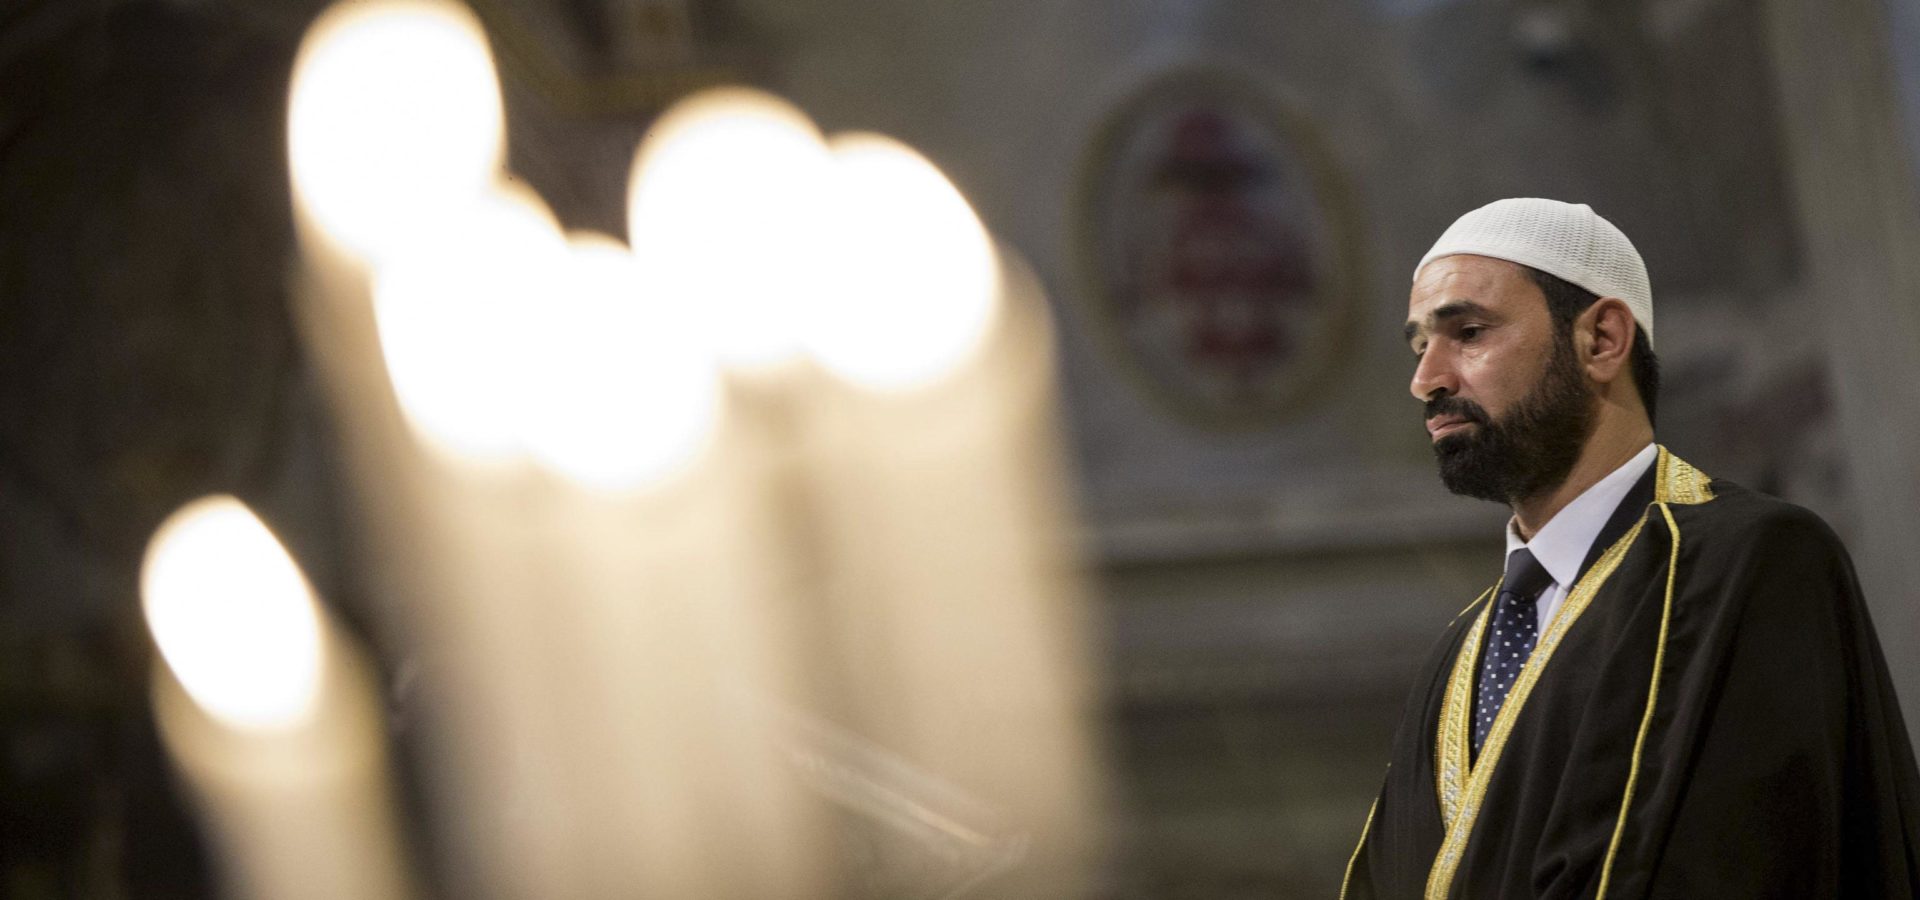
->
<box><xmin>1504</xmin><ymin>443</ymin><xmax>1658</xmax><ymax>590</ymax></box>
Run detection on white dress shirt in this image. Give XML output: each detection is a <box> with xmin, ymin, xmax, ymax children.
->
<box><xmin>1504</xmin><ymin>443</ymin><xmax>1658</xmax><ymax>630</ymax></box>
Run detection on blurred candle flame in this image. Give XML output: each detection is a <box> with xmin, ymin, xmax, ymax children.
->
<box><xmin>287</xmin><ymin>0</ymin><xmax>505</xmax><ymax>264</ymax></box>
<box><xmin>626</xmin><ymin>88</ymin><xmax>834</xmax><ymax>371</ymax></box>
<box><xmin>371</xmin><ymin>181</ymin><xmax>566</xmax><ymax>464</ymax></box>
<box><xmin>520</xmin><ymin>233</ymin><xmax>723</xmax><ymax>492</ymax></box>
<box><xmin>141</xmin><ymin>496</ymin><xmax>326</xmax><ymax>733</ymax></box>
<box><xmin>811</xmin><ymin>133</ymin><xmax>1001</xmax><ymax>391</ymax></box>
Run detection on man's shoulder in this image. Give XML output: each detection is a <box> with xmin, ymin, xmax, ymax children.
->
<box><xmin>1680</xmin><ymin>476</ymin><xmax>1848</xmax><ymax>559</ymax></box>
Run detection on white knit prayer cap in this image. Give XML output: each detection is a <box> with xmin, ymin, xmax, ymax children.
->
<box><xmin>1415</xmin><ymin>198</ymin><xmax>1654</xmax><ymax>346</ymax></box>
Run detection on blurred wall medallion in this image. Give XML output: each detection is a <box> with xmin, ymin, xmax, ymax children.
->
<box><xmin>1072</xmin><ymin>67</ymin><xmax>1359</xmax><ymax>428</ymax></box>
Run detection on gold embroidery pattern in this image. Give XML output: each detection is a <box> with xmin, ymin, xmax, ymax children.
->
<box><xmin>1434</xmin><ymin>588</ymin><xmax>1494</xmax><ymax>825</ymax></box>
<box><xmin>1653</xmin><ymin>447</ymin><xmax>1715</xmax><ymax>506</ymax></box>
<box><xmin>1423</xmin><ymin>515</ymin><xmax>1647</xmax><ymax>898</ymax></box>
<box><xmin>1421</xmin><ymin>445</ymin><xmax>1714</xmax><ymax>899</ymax></box>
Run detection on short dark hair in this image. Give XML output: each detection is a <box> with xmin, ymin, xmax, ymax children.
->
<box><xmin>1523</xmin><ymin>266</ymin><xmax>1661</xmax><ymax>426</ymax></box>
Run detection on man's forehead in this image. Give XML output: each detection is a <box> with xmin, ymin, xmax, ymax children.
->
<box><xmin>1408</xmin><ymin>255</ymin><xmax>1525</xmax><ymax>313</ymax></box>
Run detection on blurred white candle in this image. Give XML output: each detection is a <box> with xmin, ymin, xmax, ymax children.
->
<box><xmin>283</xmin><ymin>0</ymin><xmax>513</xmax><ymax>439</ymax></box>
<box><xmin>144</xmin><ymin>496</ymin><xmax>414</xmax><ymax>900</ymax></box>
<box><xmin>284</xmin><ymin>5</ymin><xmax>583</xmax><ymax>896</ymax></box>
<box><xmin>583</xmin><ymin>89</ymin><xmax>835</xmax><ymax>898</ymax></box>
<box><xmin>796</xmin><ymin>135</ymin><xmax>1105</xmax><ymax>898</ymax></box>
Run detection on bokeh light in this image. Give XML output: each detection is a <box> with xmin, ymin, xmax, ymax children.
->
<box><xmin>287</xmin><ymin>0</ymin><xmax>506</xmax><ymax>264</ymax></box>
<box><xmin>626</xmin><ymin>88</ymin><xmax>834</xmax><ymax>371</ymax></box>
<box><xmin>520</xmin><ymin>233</ymin><xmax>724</xmax><ymax>491</ymax></box>
<box><xmin>141</xmin><ymin>496</ymin><xmax>326</xmax><ymax>733</ymax></box>
<box><xmin>372</xmin><ymin>181</ymin><xmax>567</xmax><ymax>463</ymax></box>
<box><xmin>809</xmin><ymin>133</ymin><xmax>1000</xmax><ymax>391</ymax></box>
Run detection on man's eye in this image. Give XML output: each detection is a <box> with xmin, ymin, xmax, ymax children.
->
<box><xmin>1459</xmin><ymin>325</ymin><xmax>1483</xmax><ymax>341</ymax></box>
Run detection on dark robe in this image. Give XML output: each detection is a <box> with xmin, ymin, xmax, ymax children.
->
<box><xmin>1342</xmin><ymin>447</ymin><xmax>1920</xmax><ymax>899</ymax></box>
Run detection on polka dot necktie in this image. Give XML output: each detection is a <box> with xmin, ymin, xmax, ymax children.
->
<box><xmin>1473</xmin><ymin>548</ymin><xmax>1554</xmax><ymax>757</ymax></box>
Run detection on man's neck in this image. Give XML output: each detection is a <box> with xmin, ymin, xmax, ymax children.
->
<box><xmin>1511</xmin><ymin>425</ymin><xmax>1656</xmax><ymax>541</ymax></box>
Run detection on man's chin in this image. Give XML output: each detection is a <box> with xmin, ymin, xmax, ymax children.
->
<box><xmin>1432</xmin><ymin>429</ymin><xmax>1477</xmax><ymax>455</ymax></box>
<box><xmin>1431</xmin><ymin>436</ymin><xmax>1512</xmax><ymax>503</ymax></box>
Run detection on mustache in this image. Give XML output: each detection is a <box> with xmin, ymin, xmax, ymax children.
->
<box><xmin>1425</xmin><ymin>395</ymin><xmax>1491</xmax><ymax>426</ymax></box>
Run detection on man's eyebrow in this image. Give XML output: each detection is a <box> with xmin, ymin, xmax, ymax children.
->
<box><xmin>1404</xmin><ymin>300</ymin><xmax>1493</xmax><ymax>344</ymax></box>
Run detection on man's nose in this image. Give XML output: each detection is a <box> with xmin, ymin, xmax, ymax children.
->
<box><xmin>1410</xmin><ymin>349</ymin><xmax>1457</xmax><ymax>403</ymax></box>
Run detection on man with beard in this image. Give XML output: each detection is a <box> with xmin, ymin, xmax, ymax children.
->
<box><xmin>1341</xmin><ymin>198</ymin><xmax>1920</xmax><ymax>899</ymax></box>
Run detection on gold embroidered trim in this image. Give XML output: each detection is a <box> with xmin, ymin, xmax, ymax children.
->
<box><xmin>1421</xmin><ymin>445</ymin><xmax>1714</xmax><ymax>898</ymax></box>
<box><xmin>1424</xmin><ymin>515</ymin><xmax>1646</xmax><ymax>898</ymax></box>
<box><xmin>1434</xmin><ymin>588</ymin><xmax>1494</xmax><ymax>825</ymax></box>
<box><xmin>1340</xmin><ymin>791</ymin><xmax>1383</xmax><ymax>900</ymax></box>
<box><xmin>1595</xmin><ymin>502</ymin><xmax>1682</xmax><ymax>898</ymax></box>
<box><xmin>1653</xmin><ymin>446</ymin><xmax>1714</xmax><ymax>505</ymax></box>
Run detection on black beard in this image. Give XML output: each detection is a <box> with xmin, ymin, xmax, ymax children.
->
<box><xmin>1428</xmin><ymin>336</ymin><xmax>1596</xmax><ymax>505</ymax></box>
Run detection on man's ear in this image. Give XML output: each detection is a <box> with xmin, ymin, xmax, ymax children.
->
<box><xmin>1580</xmin><ymin>298</ymin><xmax>1636</xmax><ymax>385</ymax></box>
